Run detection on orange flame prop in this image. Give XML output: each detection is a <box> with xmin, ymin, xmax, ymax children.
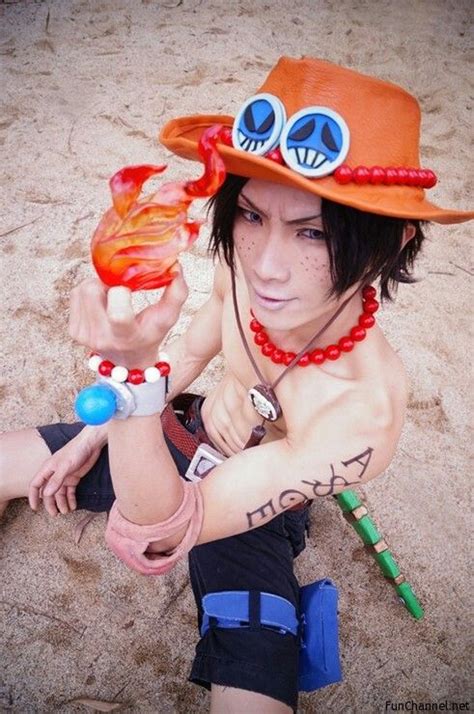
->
<box><xmin>91</xmin><ymin>124</ymin><xmax>226</xmax><ymax>291</ymax></box>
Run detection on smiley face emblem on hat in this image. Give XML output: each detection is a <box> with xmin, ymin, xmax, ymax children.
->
<box><xmin>280</xmin><ymin>106</ymin><xmax>350</xmax><ymax>178</ymax></box>
<box><xmin>233</xmin><ymin>94</ymin><xmax>350</xmax><ymax>178</ymax></box>
<box><xmin>232</xmin><ymin>93</ymin><xmax>286</xmax><ymax>156</ymax></box>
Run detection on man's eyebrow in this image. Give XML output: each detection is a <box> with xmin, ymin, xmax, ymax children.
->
<box><xmin>239</xmin><ymin>193</ymin><xmax>268</xmax><ymax>218</ymax></box>
<box><xmin>239</xmin><ymin>192</ymin><xmax>321</xmax><ymax>225</ymax></box>
<box><xmin>285</xmin><ymin>213</ymin><xmax>322</xmax><ymax>225</ymax></box>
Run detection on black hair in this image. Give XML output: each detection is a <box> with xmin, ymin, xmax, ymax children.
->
<box><xmin>207</xmin><ymin>173</ymin><xmax>427</xmax><ymax>301</ymax></box>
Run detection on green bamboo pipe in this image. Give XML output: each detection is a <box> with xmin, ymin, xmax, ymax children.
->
<box><xmin>335</xmin><ymin>490</ymin><xmax>424</xmax><ymax>620</ymax></box>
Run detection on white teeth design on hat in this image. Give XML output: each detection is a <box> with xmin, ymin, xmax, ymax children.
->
<box><xmin>306</xmin><ymin>148</ymin><xmax>317</xmax><ymax>165</ymax></box>
<box><xmin>238</xmin><ymin>130</ymin><xmax>250</xmax><ymax>149</ymax></box>
<box><xmin>296</xmin><ymin>147</ymin><xmax>305</xmax><ymax>164</ymax></box>
<box><xmin>238</xmin><ymin>130</ymin><xmax>265</xmax><ymax>153</ymax></box>
<box><xmin>289</xmin><ymin>147</ymin><xmax>329</xmax><ymax>169</ymax></box>
<box><xmin>314</xmin><ymin>154</ymin><xmax>328</xmax><ymax>169</ymax></box>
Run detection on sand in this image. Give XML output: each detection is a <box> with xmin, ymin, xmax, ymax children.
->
<box><xmin>0</xmin><ymin>0</ymin><xmax>473</xmax><ymax>711</ymax></box>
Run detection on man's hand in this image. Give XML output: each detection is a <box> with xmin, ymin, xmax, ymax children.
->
<box><xmin>68</xmin><ymin>268</ymin><xmax>188</xmax><ymax>369</ymax></box>
<box><xmin>28</xmin><ymin>428</ymin><xmax>106</xmax><ymax>516</ymax></box>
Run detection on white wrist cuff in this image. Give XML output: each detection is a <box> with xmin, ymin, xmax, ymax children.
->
<box><xmin>97</xmin><ymin>376</ymin><xmax>167</xmax><ymax>419</ymax></box>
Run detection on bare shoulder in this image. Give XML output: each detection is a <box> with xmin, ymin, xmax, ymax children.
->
<box><xmin>279</xmin><ymin>335</ymin><xmax>408</xmax><ymax>485</ymax></box>
<box><xmin>212</xmin><ymin>259</ymin><xmax>232</xmax><ymax>300</ymax></box>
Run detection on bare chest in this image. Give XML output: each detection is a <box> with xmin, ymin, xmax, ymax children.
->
<box><xmin>216</xmin><ymin>290</ymin><xmax>350</xmax><ymax>434</ymax></box>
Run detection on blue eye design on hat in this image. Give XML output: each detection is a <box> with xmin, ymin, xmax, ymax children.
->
<box><xmin>232</xmin><ymin>93</ymin><xmax>286</xmax><ymax>156</ymax></box>
<box><xmin>280</xmin><ymin>107</ymin><xmax>350</xmax><ymax>178</ymax></box>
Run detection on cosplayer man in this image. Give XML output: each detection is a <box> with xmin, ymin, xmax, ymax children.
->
<box><xmin>1</xmin><ymin>58</ymin><xmax>472</xmax><ymax>712</ymax></box>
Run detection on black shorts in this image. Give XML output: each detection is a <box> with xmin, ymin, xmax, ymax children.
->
<box><xmin>37</xmin><ymin>406</ymin><xmax>309</xmax><ymax>710</ymax></box>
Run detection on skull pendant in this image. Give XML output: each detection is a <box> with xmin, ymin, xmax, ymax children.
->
<box><xmin>248</xmin><ymin>384</ymin><xmax>282</xmax><ymax>422</ymax></box>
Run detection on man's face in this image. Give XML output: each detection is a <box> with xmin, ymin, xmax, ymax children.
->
<box><xmin>233</xmin><ymin>179</ymin><xmax>335</xmax><ymax>332</ymax></box>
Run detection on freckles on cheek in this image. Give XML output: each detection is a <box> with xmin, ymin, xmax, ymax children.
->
<box><xmin>300</xmin><ymin>254</ymin><xmax>330</xmax><ymax>280</ymax></box>
<box><xmin>236</xmin><ymin>234</ymin><xmax>255</xmax><ymax>255</ymax></box>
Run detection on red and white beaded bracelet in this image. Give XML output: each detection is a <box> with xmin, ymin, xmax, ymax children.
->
<box><xmin>88</xmin><ymin>353</ymin><xmax>171</xmax><ymax>385</ymax></box>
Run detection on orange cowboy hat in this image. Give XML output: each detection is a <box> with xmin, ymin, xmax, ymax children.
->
<box><xmin>160</xmin><ymin>56</ymin><xmax>473</xmax><ymax>224</ymax></box>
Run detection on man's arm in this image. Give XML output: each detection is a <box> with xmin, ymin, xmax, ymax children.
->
<box><xmin>107</xmin><ymin>393</ymin><xmax>395</xmax><ymax>553</ymax></box>
<box><xmin>68</xmin><ymin>267</ymin><xmax>396</xmax><ymax>566</ymax></box>
<box><xmin>188</xmin><ymin>396</ymin><xmax>395</xmax><ymax>545</ymax></box>
<box><xmin>164</xmin><ymin>262</ymin><xmax>227</xmax><ymax>400</ymax></box>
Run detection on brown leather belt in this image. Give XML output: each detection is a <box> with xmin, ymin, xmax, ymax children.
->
<box><xmin>161</xmin><ymin>394</ymin><xmax>212</xmax><ymax>461</ymax></box>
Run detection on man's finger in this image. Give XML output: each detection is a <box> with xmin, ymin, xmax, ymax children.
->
<box><xmin>28</xmin><ymin>487</ymin><xmax>41</xmax><ymax>511</ymax></box>
<box><xmin>28</xmin><ymin>468</ymin><xmax>54</xmax><ymax>510</ymax></box>
<box><xmin>161</xmin><ymin>267</ymin><xmax>188</xmax><ymax>311</ymax></box>
<box><xmin>42</xmin><ymin>467</ymin><xmax>69</xmax><ymax>497</ymax></box>
<box><xmin>55</xmin><ymin>490</ymin><xmax>69</xmax><ymax>515</ymax></box>
<box><xmin>66</xmin><ymin>486</ymin><xmax>77</xmax><ymax>512</ymax></box>
<box><xmin>141</xmin><ymin>267</ymin><xmax>188</xmax><ymax>334</ymax></box>
<box><xmin>107</xmin><ymin>286</ymin><xmax>134</xmax><ymax>325</ymax></box>
<box><xmin>42</xmin><ymin>494</ymin><xmax>59</xmax><ymax>517</ymax></box>
<box><xmin>70</xmin><ymin>278</ymin><xmax>108</xmax><ymax>344</ymax></box>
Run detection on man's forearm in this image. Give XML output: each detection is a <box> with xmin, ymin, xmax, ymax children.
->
<box><xmin>86</xmin><ymin>423</ymin><xmax>109</xmax><ymax>448</ymax></box>
<box><xmin>107</xmin><ymin>414</ymin><xmax>183</xmax><ymax>526</ymax></box>
<box><xmin>164</xmin><ymin>338</ymin><xmax>220</xmax><ymax>402</ymax></box>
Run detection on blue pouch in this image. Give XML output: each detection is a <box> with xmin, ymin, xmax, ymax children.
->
<box><xmin>298</xmin><ymin>578</ymin><xmax>343</xmax><ymax>691</ymax></box>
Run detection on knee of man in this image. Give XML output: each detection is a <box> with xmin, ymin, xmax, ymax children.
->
<box><xmin>0</xmin><ymin>428</ymin><xmax>50</xmax><ymax>502</ymax></box>
<box><xmin>105</xmin><ymin>482</ymin><xmax>204</xmax><ymax>576</ymax></box>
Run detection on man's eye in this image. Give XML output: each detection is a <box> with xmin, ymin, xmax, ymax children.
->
<box><xmin>238</xmin><ymin>207</ymin><xmax>261</xmax><ymax>224</ymax></box>
<box><xmin>300</xmin><ymin>228</ymin><xmax>325</xmax><ymax>241</ymax></box>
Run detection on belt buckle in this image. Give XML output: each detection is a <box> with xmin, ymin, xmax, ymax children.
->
<box><xmin>185</xmin><ymin>443</ymin><xmax>227</xmax><ymax>482</ymax></box>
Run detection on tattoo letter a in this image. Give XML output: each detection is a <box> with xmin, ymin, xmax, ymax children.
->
<box><xmin>341</xmin><ymin>447</ymin><xmax>373</xmax><ymax>480</ymax></box>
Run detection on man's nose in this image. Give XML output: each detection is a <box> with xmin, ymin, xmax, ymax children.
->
<box><xmin>252</xmin><ymin>233</ymin><xmax>290</xmax><ymax>283</ymax></box>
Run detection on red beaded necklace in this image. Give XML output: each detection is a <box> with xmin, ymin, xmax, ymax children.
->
<box><xmin>249</xmin><ymin>285</ymin><xmax>379</xmax><ymax>367</ymax></box>
<box><xmin>231</xmin><ymin>268</ymin><xmax>379</xmax><ymax>431</ymax></box>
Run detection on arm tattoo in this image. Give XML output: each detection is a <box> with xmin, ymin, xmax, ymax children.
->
<box><xmin>246</xmin><ymin>447</ymin><xmax>373</xmax><ymax>527</ymax></box>
<box><xmin>302</xmin><ymin>447</ymin><xmax>373</xmax><ymax>497</ymax></box>
<box><xmin>341</xmin><ymin>447</ymin><xmax>373</xmax><ymax>479</ymax></box>
<box><xmin>278</xmin><ymin>489</ymin><xmax>309</xmax><ymax>509</ymax></box>
<box><xmin>246</xmin><ymin>499</ymin><xmax>277</xmax><ymax>528</ymax></box>
<box><xmin>301</xmin><ymin>465</ymin><xmax>361</xmax><ymax>497</ymax></box>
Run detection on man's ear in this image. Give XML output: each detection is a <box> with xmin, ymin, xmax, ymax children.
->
<box><xmin>401</xmin><ymin>223</ymin><xmax>416</xmax><ymax>248</ymax></box>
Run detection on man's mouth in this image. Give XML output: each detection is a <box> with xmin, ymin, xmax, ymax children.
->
<box><xmin>253</xmin><ymin>289</ymin><xmax>293</xmax><ymax>310</ymax></box>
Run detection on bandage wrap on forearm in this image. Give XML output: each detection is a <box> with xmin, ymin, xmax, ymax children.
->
<box><xmin>105</xmin><ymin>482</ymin><xmax>203</xmax><ymax>575</ymax></box>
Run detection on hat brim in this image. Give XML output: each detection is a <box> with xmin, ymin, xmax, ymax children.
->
<box><xmin>160</xmin><ymin>115</ymin><xmax>474</xmax><ymax>225</ymax></box>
